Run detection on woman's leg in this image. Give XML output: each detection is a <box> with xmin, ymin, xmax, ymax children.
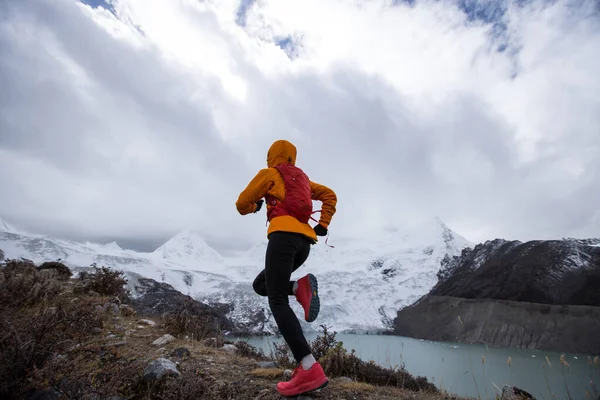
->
<box><xmin>265</xmin><ymin>232</ymin><xmax>312</xmax><ymax>362</ymax></box>
<box><xmin>252</xmin><ymin>269</ymin><xmax>268</xmax><ymax>296</ymax></box>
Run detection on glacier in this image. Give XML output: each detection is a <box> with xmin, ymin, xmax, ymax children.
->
<box><xmin>0</xmin><ymin>216</ymin><xmax>473</xmax><ymax>334</ymax></box>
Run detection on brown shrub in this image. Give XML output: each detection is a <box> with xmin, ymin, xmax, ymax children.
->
<box><xmin>232</xmin><ymin>340</ymin><xmax>269</xmax><ymax>361</ymax></box>
<box><xmin>38</xmin><ymin>260</ymin><xmax>72</xmax><ymax>280</ymax></box>
<box><xmin>271</xmin><ymin>324</ymin><xmax>339</xmax><ymax>368</ymax></box>
<box><xmin>76</xmin><ymin>264</ymin><xmax>129</xmax><ymax>299</ymax></box>
<box><xmin>0</xmin><ymin>296</ymin><xmax>105</xmax><ymax>397</ymax></box>
<box><xmin>309</xmin><ymin>324</ymin><xmax>339</xmax><ymax>361</ymax></box>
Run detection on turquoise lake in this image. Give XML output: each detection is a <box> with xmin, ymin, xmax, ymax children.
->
<box><xmin>230</xmin><ymin>333</ymin><xmax>598</xmax><ymax>400</ymax></box>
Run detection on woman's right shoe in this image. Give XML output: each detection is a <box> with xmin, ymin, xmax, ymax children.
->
<box><xmin>276</xmin><ymin>362</ymin><xmax>329</xmax><ymax>397</ymax></box>
<box><xmin>295</xmin><ymin>273</ymin><xmax>320</xmax><ymax>322</ymax></box>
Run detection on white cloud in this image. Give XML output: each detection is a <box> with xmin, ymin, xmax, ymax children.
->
<box><xmin>0</xmin><ymin>0</ymin><xmax>599</xmax><ymax>252</ymax></box>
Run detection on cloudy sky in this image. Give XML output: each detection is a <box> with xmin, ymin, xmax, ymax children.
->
<box><xmin>0</xmin><ymin>0</ymin><xmax>599</xmax><ymax>253</ymax></box>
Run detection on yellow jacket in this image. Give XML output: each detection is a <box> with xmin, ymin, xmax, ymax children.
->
<box><xmin>236</xmin><ymin>140</ymin><xmax>337</xmax><ymax>241</ymax></box>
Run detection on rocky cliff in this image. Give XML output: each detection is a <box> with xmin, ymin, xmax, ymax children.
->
<box><xmin>431</xmin><ymin>238</ymin><xmax>600</xmax><ymax>306</ymax></box>
<box><xmin>394</xmin><ymin>238</ymin><xmax>600</xmax><ymax>353</ymax></box>
<box><xmin>394</xmin><ymin>295</ymin><xmax>600</xmax><ymax>354</ymax></box>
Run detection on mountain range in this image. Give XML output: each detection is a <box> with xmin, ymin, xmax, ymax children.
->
<box><xmin>0</xmin><ymin>216</ymin><xmax>472</xmax><ymax>335</ymax></box>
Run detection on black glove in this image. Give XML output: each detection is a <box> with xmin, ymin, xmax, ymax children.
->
<box><xmin>314</xmin><ymin>224</ymin><xmax>327</xmax><ymax>237</ymax></box>
<box><xmin>253</xmin><ymin>199</ymin><xmax>264</xmax><ymax>213</ymax></box>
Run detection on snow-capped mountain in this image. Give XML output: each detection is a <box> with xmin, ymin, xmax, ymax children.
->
<box><xmin>0</xmin><ymin>216</ymin><xmax>473</xmax><ymax>334</ymax></box>
<box><xmin>153</xmin><ymin>229</ymin><xmax>225</xmax><ymax>267</ymax></box>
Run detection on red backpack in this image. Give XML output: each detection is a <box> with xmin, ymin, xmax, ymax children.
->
<box><xmin>266</xmin><ymin>163</ymin><xmax>313</xmax><ymax>224</ymax></box>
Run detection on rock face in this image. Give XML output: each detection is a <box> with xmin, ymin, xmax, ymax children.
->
<box><xmin>129</xmin><ymin>278</ymin><xmax>234</xmax><ymax>333</ymax></box>
<box><xmin>394</xmin><ymin>296</ymin><xmax>600</xmax><ymax>354</ymax></box>
<box><xmin>394</xmin><ymin>238</ymin><xmax>600</xmax><ymax>353</ymax></box>
<box><xmin>432</xmin><ymin>238</ymin><xmax>600</xmax><ymax>306</ymax></box>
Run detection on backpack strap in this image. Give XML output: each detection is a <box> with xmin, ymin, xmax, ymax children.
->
<box><xmin>310</xmin><ymin>209</ymin><xmax>335</xmax><ymax>248</ymax></box>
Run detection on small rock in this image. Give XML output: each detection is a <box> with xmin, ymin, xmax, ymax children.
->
<box><xmin>171</xmin><ymin>347</ymin><xmax>191</xmax><ymax>358</ymax></box>
<box><xmin>95</xmin><ymin>305</ymin><xmax>104</xmax><ymax>313</ymax></box>
<box><xmin>254</xmin><ymin>388</ymin><xmax>271</xmax><ymax>400</ymax></box>
<box><xmin>143</xmin><ymin>357</ymin><xmax>181</xmax><ymax>381</ymax></box>
<box><xmin>92</xmin><ymin>327</ymin><xmax>103</xmax><ymax>335</ymax></box>
<box><xmin>106</xmin><ymin>334</ymin><xmax>117</xmax><ymax>339</ymax></box>
<box><xmin>102</xmin><ymin>302</ymin><xmax>110</xmax><ymax>313</ymax></box>
<box><xmin>201</xmin><ymin>337</ymin><xmax>220</xmax><ymax>347</ymax></box>
<box><xmin>283</xmin><ymin>369</ymin><xmax>293</xmax><ymax>379</ymax></box>
<box><xmin>500</xmin><ymin>386</ymin><xmax>537</xmax><ymax>400</ymax></box>
<box><xmin>108</xmin><ymin>303</ymin><xmax>120</xmax><ymax>316</ymax></box>
<box><xmin>43</xmin><ymin>307</ymin><xmax>57</xmax><ymax>316</ymax></box>
<box><xmin>221</xmin><ymin>344</ymin><xmax>237</xmax><ymax>354</ymax></box>
<box><xmin>120</xmin><ymin>304</ymin><xmax>136</xmax><ymax>316</ymax></box>
<box><xmin>101</xmin><ymin>341</ymin><xmax>128</xmax><ymax>348</ymax></box>
<box><xmin>257</xmin><ymin>361</ymin><xmax>278</xmax><ymax>369</ymax></box>
<box><xmin>25</xmin><ymin>388</ymin><xmax>59</xmax><ymax>400</ymax></box>
<box><xmin>110</xmin><ymin>296</ymin><xmax>121</xmax><ymax>305</ymax></box>
<box><xmin>334</xmin><ymin>376</ymin><xmax>353</xmax><ymax>383</ymax></box>
<box><xmin>152</xmin><ymin>334</ymin><xmax>176</xmax><ymax>346</ymax></box>
<box><xmin>139</xmin><ymin>319</ymin><xmax>156</xmax><ymax>326</ymax></box>
<box><xmin>88</xmin><ymin>290</ymin><xmax>100</xmax><ymax>297</ymax></box>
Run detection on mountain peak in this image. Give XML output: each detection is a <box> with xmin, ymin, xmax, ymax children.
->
<box><xmin>0</xmin><ymin>217</ymin><xmax>18</xmax><ymax>233</ymax></box>
<box><xmin>102</xmin><ymin>241</ymin><xmax>123</xmax><ymax>251</ymax></box>
<box><xmin>153</xmin><ymin>229</ymin><xmax>223</xmax><ymax>265</ymax></box>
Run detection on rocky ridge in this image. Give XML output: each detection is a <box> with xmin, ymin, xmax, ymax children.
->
<box><xmin>394</xmin><ymin>238</ymin><xmax>600</xmax><ymax>353</ymax></box>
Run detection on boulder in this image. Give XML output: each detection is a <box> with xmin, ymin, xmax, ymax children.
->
<box><xmin>143</xmin><ymin>358</ymin><xmax>181</xmax><ymax>381</ymax></box>
<box><xmin>152</xmin><ymin>334</ymin><xmax>176</xmax><ymax>346</ymax></box>
<box><xmin>221</xmin><ymin>344</ymin><xmax>237</xmax><ymax>354</ymax></box>
<box><xmin>139</xmin><ymin>319</ymin><xmax>156</xmax><ymax>326</ymax></box>
<box><xmin>256</xmin><ymin>361</ymin><xmax>278</xmax><ymax>369</ymax></box>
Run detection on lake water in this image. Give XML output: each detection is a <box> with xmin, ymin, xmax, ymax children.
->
<box><xmin>230</xmin><ymin>333</ymin><xmax>598</xmax><ymax>400</ymax></box>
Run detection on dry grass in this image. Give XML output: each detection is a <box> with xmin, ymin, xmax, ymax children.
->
<box><xmin>339</xmin><ymin>381</ymin><xmax>375</xmax><ymax>391</ymax></box>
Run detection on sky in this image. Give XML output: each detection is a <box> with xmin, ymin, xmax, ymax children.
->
<box><xmin>0</xmin><ymin>0</ymin><xmax>599</xmax><ymax>253</ymax></box>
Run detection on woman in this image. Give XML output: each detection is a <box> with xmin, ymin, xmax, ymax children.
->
<box><xmin>235</xmin><ymin>139</ymin><xmax>337</xmax><ymax>396</ymax></box>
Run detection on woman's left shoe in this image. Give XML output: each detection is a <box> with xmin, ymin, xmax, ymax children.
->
<box><xmin>295</xmin><ymin>273</ymin><xmax>320</xmax><ymax>322</ymax></box>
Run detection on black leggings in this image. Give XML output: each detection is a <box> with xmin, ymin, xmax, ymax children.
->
<box><xmin>252</xmin><ymin>231</ymin><xmax>312</xmax><ymax>362</ymax></box>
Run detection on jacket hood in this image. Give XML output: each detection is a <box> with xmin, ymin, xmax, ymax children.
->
<box><xmin>267</xmin><ymin>140</ymin><xmax>297</xmax><ymax>168</ymax></box>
